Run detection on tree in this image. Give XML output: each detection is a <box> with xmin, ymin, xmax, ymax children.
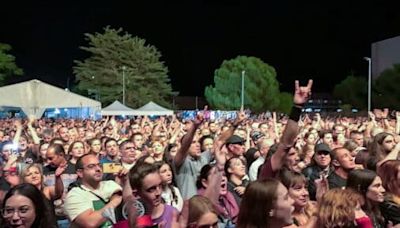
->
<box><xmin>333</xmin><ymin>75</ymin><xmax>367</xmax><ymax>110</ymax></box>
<box><xmin>205</xmin><ymin>56</ymin><xmax>291</xmax><ymax>113</ymax></box>
<box><xmin>373</xmin><ymin>64</ymin><xmax>400</xmax><ymax>109</ymax></box>
<box><xmin>0</xmin><ymin>43</ymin><xmax>23</xmax><ymax>85</ymax></box>
<box><xmin>73</xmin><ymin>27</ymin><xmax>177</xmax><ymax>108</ymax></box>
<box><xmin>276</xmin><ymin>92</ymin><xmax>293</xmax><ymax>114</ymax></box>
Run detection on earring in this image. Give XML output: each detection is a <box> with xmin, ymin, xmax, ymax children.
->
<box><xmin>268</xmin><ymin>210</ymin><xmax>273</xmax><ymax>217</ymax></box>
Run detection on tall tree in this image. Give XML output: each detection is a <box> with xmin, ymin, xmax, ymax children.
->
<box><xmin>373</xmin><ymin>64</ymin><xmax>400</xmax><ymax>109</ymax></box>
<box><xmin>0</xmin><ymin>43</ymin><xmax>23</xmax><ymax>85</ymax></box>
<box><xmin>276</xmin><ymin>92</ymin><xmax>293</xmax><ymax>114</ymax></box>
<box><xmin>205</xmin><ymin>56</ymin><xmax>291</xmax><ymax>113</ymax></box>
<box><xmin>73</xmin><ymin>27</ymin><xmax>176</xmax><ymax>108</ymax></box>
<box><xmin>333</xmin><ymin>75</ymin><xmax>368</xmax><ymax>110</ymax></box>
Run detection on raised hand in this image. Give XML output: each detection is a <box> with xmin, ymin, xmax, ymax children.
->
<box><xmin>55</xmin><ymin>162</ymin><xmax>67</xmax><ymax>177</ymax></box>
<box><xmin>193</xmin><ymin>112</ymin><xmax>204</xmax><ymax>127</ymax></box>
<box><xmin>383</xmin><ymin>108</ymin><xmax>389</xmax><ymax>119</ymax></box>
<box><xmin>213</xmin><ymin>140</ymin><xmax>226</xmax><ymax>166</ymax></box>
<box><xmin>368</xmin><ymin>111</ymin><xmax>376</xmax><ymax>121</ymax></box>
<box><xmin>14</xmin><ymin>119</ymin><xmax>22</xmax><ymax>129</ymax></box>
<box><xmin>373</xmin><ymin>109</ymin><xmax>383</xmax><ymax>119</ymax></box>
<box><xmin>293</xmin><ymin>80</ymin><xmax>313</xmax><ymax>106</ymax></box>
<box><xmin>28</xmin><ymin>115</ymin><xmax>36</xmax><ymax>126</ymax></box>
<box><xmin>233</xmin><ymin>108</ymin><xmax>247</xmax><ymax>127</ymax></box>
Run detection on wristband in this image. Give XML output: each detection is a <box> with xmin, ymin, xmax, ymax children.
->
<box><xmin>289</xmin><ymin>106</ymin><xmax>303</xmax><ymax>121</ymax></box>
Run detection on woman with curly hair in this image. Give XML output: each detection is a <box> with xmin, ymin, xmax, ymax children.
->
<box><xmin>317</xmin><ymin>188</ymin><xmax>373</xmax><ymax>228</ymax></box>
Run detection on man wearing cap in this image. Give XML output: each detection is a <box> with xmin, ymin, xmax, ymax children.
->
<box><xmin>244</xmin><ymin>131</ymin><xmax>265</xmax><ymax>168</ymax></box>
<box><xmin>302</xmin><ymin>143</ymin><xmax>333</xmax><ymax>200</ymax></box>
<box><xmin>225</xmin><ymin>135</ymin><xmax>246</xmax><ymax>160</ymax></box>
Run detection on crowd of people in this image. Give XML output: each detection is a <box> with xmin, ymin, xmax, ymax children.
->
<box><xmin>0</xmin><ymin>79</ymin><xmax>399</xmax><ymax>228</ymax></box>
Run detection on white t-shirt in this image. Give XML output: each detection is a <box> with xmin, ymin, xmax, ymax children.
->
<box><xmin>64</xmin><ymin>180</ymin><xmax>122</xmax><ymax>227</ymax></box>
<box><xmin>161</xmin><ymin>186</ymin><xmax>183</xmax><ymax>211</ymax></box>
<box><xmin>249</xmin><ymin>156</ymin><xmax>265</xmax><ymax>181</ymax></box>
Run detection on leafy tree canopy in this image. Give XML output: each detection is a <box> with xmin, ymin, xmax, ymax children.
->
<box><xmin>74</xmin><ymin>27</ymin><xmax>177</xmax><ymax>108</ymax></box>
<box><xmin>205</xmin><ymin>56</ymin><xmax>292</xmax><ymax>113</ymax></box>
<box><xmin>0</xmin><ymin>43</ymin><xmax>23</xmax><ymax>85</ymax></box>
<box><xmin>333</xmin><ymin>75</ymin><xmax>367</xmax><ymax>110</ymax></box>
<box><xmin>373</xmin><ymin>64</ymin><xmax>400</xmax><ymax>109</ymax></box>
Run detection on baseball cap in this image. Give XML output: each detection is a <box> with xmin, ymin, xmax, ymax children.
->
<box><xmin>314</xmin><ymin>143</ymin><xmax>331</xmax><ymax>155</ymax></box>
<box><xmin>226</xmin><ymin>135</ymin><xmax>245</xmax><ymax>145</ymax></box>
<box><xmin>251</xmin><ymin>131</ymin><xmax>265</xmax><ymax>142</ymax></box>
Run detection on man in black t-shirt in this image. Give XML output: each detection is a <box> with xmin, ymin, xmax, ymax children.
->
<box><xmin>327</xmin><ymin>147</ymin><xmax>356</xmax><ymax>189</ymax></box>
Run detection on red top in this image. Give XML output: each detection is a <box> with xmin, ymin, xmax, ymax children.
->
<box><xmin>355</xmin><ymin>216</ymin><xmax>373</xmax><ymax>228</ymax></box>
<box><xmin>258</xmin><ymin>157</ymin><xmax>278</xmax><ymax>180</ymax></box>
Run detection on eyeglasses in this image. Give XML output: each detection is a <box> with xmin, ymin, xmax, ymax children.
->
<box><xmin>1</xmin><ymin>206</ymin><xmax>31</xmax><ymax>218</ymax></box>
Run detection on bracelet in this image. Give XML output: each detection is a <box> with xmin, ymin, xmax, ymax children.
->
<box><xmin>289</xmin><ymin>106</ymin><xmax>303</xmax><ymax>121</ymax></box>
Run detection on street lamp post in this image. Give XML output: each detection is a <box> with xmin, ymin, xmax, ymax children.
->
<box><xmin>66</xmin><ymin>77</ymin><xmax>70</xmax><ymax>91</ymax></box>
<box><xmin>364</xmin><ymin>57</ymin><xmax>372</xmax><ymax>113</ymax></box>
<box><xmin>122</xmin><ymin>66</ymin><xmax>126</xmax><ymax>105</ymax></box>
<box><xmin>241</xmin><ymin>70</ymin><xmax>245</xmax><ymax>109</ymax></box>
<box><xmin>91</xmin><ymin>76</ymin><xmax>100</xmax><ymax>101</ymax></box>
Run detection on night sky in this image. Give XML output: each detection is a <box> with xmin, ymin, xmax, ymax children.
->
<box><xmin>1</xmin><ymin>1</ymin><xmax>400</xmax><ymax>96</ymax></box>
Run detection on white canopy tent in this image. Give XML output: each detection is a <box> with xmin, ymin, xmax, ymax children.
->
<box><xmin>132</xmin><ymin>101</ymin><xmax>174</xmax><ymax>116</ymax></box>
<box><xmin>101</xmin><ymin>100</ymin><xmax>137</xmax><ymax>116</ymax></box>
<box><xmin>0</xmin><ymin>79</ymin><xmax>101</xmax><ymax>118</ymax></box>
